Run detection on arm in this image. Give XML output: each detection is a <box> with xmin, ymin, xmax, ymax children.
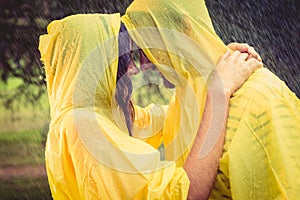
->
<box><xmin>184</xmin><ymin>50</ymin><xmax>263</xmax><ymax>199</ymax></box>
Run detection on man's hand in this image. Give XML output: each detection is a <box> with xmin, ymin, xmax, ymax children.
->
<box><xmin>227</xmin><ymin>42</ymin><xmax>262</xmax><ymax>62</ymax></box>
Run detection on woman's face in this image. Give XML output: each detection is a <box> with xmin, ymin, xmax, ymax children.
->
<box><xmin>126</xmin><ymin>38</ymin><xmax>140</xmax><ymax>76</ymax></box>
<box><xmin>139</xmin><ymin>49</ymin><xmax>175</xmax><ymax>88</ymax></box>
<box><xmin>127</xmin><ymin>59</ymin><xmax>140</xmax><ymax>76</ymax></box>
<box><xmin>126</xmin><ymin>38</ymin><xmax>153</xmax><ymax>76</ymax></box>
<box><xmin>127</xmin><ymin>39</ymin><xmax>175</xmax><ymax>88</ymax></box>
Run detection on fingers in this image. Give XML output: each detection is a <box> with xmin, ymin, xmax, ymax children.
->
<box><xmin>221</xmin><ymin>50</ymin><xmax>262</xmax><ymax>69</ymax></box>
<box><xmin>238</xmin><ymin>58</ymin><xmax>263</xmax><ymax>81</ymax></box>
<box><xmin>246</xmin><ymin>46</ymin><xmax>262</xmax><ymax>61</ymax></box>
<box><xmin>243</xmin><ymin>58</ymin><xmax>264</xmax><ymax>73</ymax></box>
<box><xmin>227</xmin><ymin>50</ymin><xmax>248</xmax><ymax>64</ymax></box>
<box><xmin>237</xmin><ymin>52</ymin><xmax>249</xmax><ymax>63</ymax></box>
<box><xmin>219</xmin><ymin>50</ymin><xmax>231</xmax><ymax>61</ymax></box>
<box><xmin>226</xmin><ymin>50</ymin><xmax>244</xmax><ymax>63</ymax></box>
<box><xmin>228</xmin><ymin>42</ymin><xmax>250</xmax><ymax>52</ymax></box>
<box><xmin>227</xmin><ymin>42</ymin><xmax>262</xmax><ymax>62</ymax></box>
<box><xmin>226</xmin><ymin>42</ymin><xmax>238</xmax><ymax>50</ymax></box>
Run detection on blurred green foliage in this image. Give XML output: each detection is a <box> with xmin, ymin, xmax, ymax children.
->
<box><xmin>0</xmin><ymin>176</ymin><xmax>51</xmax><ymax>200</ymax></box>
<box><xmin>0</xmin><ymin>0</ymin><xmax>133</xmax><ymax>110</ymax></box>
<box><xmin>0</xmin><ymin>129</ymin><xmax>50</xmax><ymax>199</ymax></box>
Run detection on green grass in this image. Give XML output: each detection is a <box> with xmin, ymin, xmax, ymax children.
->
<box><xmin>0</xmin><ymin>129</ymin><xmax>52</xmax><ymax>199</ymax></box>
<box><xmin>0</xmin><ymin>129</ymin><xmax>46</xmax><ymax>167</ymax></box>
<box><xmin>0</xmin><ymin>77</ymin><xmax>51</xmax><ymax>199</ymax></box>
<box><xmin>0</xmin><ymin>129</ymin><xmax>51</xmax><ymax>199</ymax></box>
<box><xmin>0</xmin><ymin>177</ymin><xmax>51</xmax><ymax>200</ymax></box>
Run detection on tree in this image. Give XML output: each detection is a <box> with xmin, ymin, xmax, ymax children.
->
<box><xmin>0</xmin><ymin>0</ymin><xmax>132</xmax><ymax>110</ymax></box>
<box><xmin>0</xmin><ymin>0</ymin><xmax>299</xmax><ymax>111</ymax></box>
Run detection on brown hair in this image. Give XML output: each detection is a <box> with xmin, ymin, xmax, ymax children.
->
<box><xmin>116</xmin><ymin>23</ymin><xmax>135</xmax><ymax>136</ymax></box>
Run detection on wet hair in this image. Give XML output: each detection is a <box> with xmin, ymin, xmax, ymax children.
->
<box><xmin>116</xmin><ymin>23</ymin><xmax>135</xmax><ymax>136</ymax></box>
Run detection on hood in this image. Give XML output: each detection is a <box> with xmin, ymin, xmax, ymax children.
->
<box><xmin>122</xmin><ymin>0</ymin><xmax>228</xmax><ymax>86</ymax></box>
<box><xmin>39</xmin><ymin>14</ymin><xmax>167</xmax><ymax>173</ymax></box>
<box><xmin>122</xmin><ymin>0</ymin><xmax>230</xmax><ymax>162</ymax></box>
<box><xmin>39</xmin><ymin>14</ymin><xmax>121</xmax><ymax>121</ymax></box>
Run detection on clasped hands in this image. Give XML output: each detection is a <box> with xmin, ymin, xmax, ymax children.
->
<box><xmin>215</xmin><ymin>42</ymin><xmax>264</xmax><ymax>98</ymax></box>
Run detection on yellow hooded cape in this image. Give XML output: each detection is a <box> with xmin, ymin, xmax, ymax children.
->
<box><xmin>39</xmin><ymin>14</ymin><xmax>189</xmax><ymax>199</ymax></box>
<box><xmin>39</xmin><ymin>0</ymin><xmax>300</xmax><ymax>199</ymax></box>
<box><xmin>122</xmin><ymin>0</ymin><xmax>300</xmax><ymax>199</ymax></box>
<box><xmin>122</xmin><ymin>0</ymin><xmax>229</xmax><ymax>167</ymax></box>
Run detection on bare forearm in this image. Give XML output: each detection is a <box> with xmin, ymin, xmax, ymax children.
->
<box><xmin>184</xmin><ymin>47</ymin><xmax>262</xmax><ymax>199</ymax></box>
<box><xmin>184</xmin><ymin>73</ymin><xmax>230</xmax><ymax>199</ymax></box>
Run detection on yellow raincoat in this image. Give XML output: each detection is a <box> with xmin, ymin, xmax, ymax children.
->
<box><xmin>39</xmin><ymin>14</ymin><xmax>189</xmax><ymax>199</ymax></box>
<box><xmin>39</xmin><ymin>0</ymin><xmax>300</xmax><ymax>199</ymax></box>
<box><xmin>122</xmin><ymin>0</ymin><xmax>300</xmax><ymax>199</ymax></box>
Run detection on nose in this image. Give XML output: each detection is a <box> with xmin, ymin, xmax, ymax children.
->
<box><xmin>139</xmin><ymin>50</ymin><xmax>153</xmax><ymax>71</ymax></box>
<box><xmin>127</xmin><ymin>59</ymin><xmax>140</xmax><ymax>75</ymax></box>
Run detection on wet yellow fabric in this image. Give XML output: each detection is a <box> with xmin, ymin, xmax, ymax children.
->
<box><xmin>122</xmin><ymin>0</ymin><xmax>229</xmax><ymax>166</ymax></box>
<box><xmin>209</xmin><ymin>68</ymin><xmax>300</xmax><ymax>199</ymax></box>
<box><xmin>39</xmin><ymin>14</ymin><xmax>189</xmax><ymax>199</ymax></box>
<box><xmin>122</xmin><ymin>0</ymin><xmax>300</xmax><ymax>199</ymax></box>
<box><xmin>133</xmin><ymin>104</ymin><xmax>168</xmax><ymax>149</ymax></box>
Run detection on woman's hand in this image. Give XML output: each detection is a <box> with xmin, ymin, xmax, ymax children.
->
<box><xmin>227</xmin><ymin>42</ymin><xmax>262</xmax><ymax>62</ymax></box>
<box><xmin>215</xmin><ymin>50</ymin><xmax>263</xmax><ymax>98</ymax></box>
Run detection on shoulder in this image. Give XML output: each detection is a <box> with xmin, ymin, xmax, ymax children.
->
<box><xmin>231</xmin><ymin>68</ymin><xmax>288</xmax><ymax>103</ymax></box>
<box><xmin>228</xmin><ymin>67</ymin><xmax>300</xmax><ymax>122</ymax></box>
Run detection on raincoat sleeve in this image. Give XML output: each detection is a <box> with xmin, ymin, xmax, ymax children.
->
<box><xmin>46</xmin><ymin>110</ymin><xmax>190</xmax><ymax>200</ymax></box>
<box><xmin>40</xmin><ymin>13</ymin><xmax>191</xmax><ymax>200</ymax></box>
<box><xmin>133</xmin><ymin>104</ymin><xmax>168</xmax><ymax>149</ymax></box>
